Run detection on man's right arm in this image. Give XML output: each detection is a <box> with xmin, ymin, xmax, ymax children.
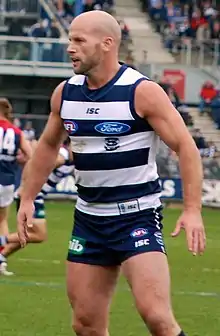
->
<box><xmin>21</xmin><ymin>81</ymin><xmax>67</xmax><ymax>202</ymax></box>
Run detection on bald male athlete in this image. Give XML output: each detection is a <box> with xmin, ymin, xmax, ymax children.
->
<box><xmin>17</xmin><ymin>10</ymin><xmax>205</xmax><ymax>336</ymax></box>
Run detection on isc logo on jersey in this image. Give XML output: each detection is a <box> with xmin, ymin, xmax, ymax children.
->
<box><xmin>130</xmin><ymin>228</ymin><xmax>148</xmax><ymax>238</ymax></box>
<box><xmin>64</xmin><ymin>120</ymin><xmax>78</xmax><ymax>135</ymax></box>
<box><xmin>95</xmin><ymin>122</ymin><xmax>131</xmax><ymax>135</ymax></box>
<box><xmin>86</xmin><ymin>108</ymin><xmax>100</xmax><ymax>114</ymax></box>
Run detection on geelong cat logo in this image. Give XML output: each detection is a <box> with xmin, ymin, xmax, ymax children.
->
<box><xmin>64</xmin><ymin>120</ymin><xmax>78</xmax><ymax>135</ymax></box>
<box><xmin>95</xmin><ymin>122</ymin><xmax>131</xmax><ymax>135</ymax></box>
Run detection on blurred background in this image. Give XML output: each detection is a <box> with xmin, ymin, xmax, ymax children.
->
<box><xmin>1</xmin><ymin>0</ymin><xmax>220</xmax><ymax>206</ymax></box>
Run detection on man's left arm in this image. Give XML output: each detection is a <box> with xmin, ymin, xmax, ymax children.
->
<box><xmin>135</xmin><ymin>80</ymin><xmax>205</xmax><ymax>255</ymax></box>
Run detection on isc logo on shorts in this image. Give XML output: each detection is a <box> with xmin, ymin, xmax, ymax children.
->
<box><xmin>68</xmin><ymin>235</ymin><xmax>85</xmax><ymax>255</ymax></box>
<box><xmin>135</xmin><ymin>239</ymin><xmax>149</xmax><ymax>248</ymax></box>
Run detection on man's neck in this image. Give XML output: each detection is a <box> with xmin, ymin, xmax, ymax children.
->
<box><xmin>86</xmin><ymin>62</ymin><xmax>121</xmax><ymax>90</ymax></box>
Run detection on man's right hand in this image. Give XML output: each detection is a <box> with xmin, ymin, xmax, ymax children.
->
<box><xmin>17</xmin><ymin>200</ymin><xmax>35</xmax><ymax>247</ymax></box>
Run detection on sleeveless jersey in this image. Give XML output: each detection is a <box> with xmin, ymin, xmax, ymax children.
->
<box><xmin>61</xmin><ymin>64</ymin><xmax>161</xmax><ymax>216</ymax></box>
<box><xmin>38</xmin><ymin>146</ymin><xmax>74</xmax><ymax>198</ymax></box>
<box><xmin>0</xmin><ymin>119</ymin><xmax>22</xmax><ymax>186</ymax></box>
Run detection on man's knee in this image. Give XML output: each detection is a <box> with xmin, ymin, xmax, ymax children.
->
<box><xmin>72</xmin><ymin>316</ymin><xmax>106</xmax><ymax>336</ymax></box>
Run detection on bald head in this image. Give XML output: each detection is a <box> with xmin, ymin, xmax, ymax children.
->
<box><xmin>68</xmin><ymin>11</ymin><xmax>122</xmax><ymax>75</ymax></box>
<box><xmin>70</xmin><ymin>11</ymin><xmax>122</xmax><ymax>47</ymax></box>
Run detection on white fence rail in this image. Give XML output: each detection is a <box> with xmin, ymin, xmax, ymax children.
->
<box><xmin>179</xmin><ymin>39</ymin><xmax>220</xmax><ymax>67</ymax></box>
<box><xmin>0</xmin><ymin>35</ymin><xmax>70</xmax><ymax>67</ymax></box>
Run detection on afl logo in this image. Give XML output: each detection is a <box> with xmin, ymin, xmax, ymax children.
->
<box><xmin>64</xmin><ymin>120</ymin><xmax>78</xmax><ymax>135</ymax></box>
<box><xmin>95</xmin><ymin>122</ymin><xmax>131</xmax><ymax>135</ymax></box>
<box><xmin>130</xmin><ymin>228</ymin><xmax>148</xmax><ymax>238</ymax></box>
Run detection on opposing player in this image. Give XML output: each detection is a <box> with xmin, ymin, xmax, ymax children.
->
<box><xmin>17</xmin><ymin>11</ymin><xmax>205</xmax><ymax>336</ymax></box>
<box><xmin>0</xmin><ymin>98</ymin><xmax>32</xmax><ymax>274</ymax></box>
<box><xmin>0</xmin><ymin>137</ymin><xmax>74</xmax><ymax>275</ymax></box>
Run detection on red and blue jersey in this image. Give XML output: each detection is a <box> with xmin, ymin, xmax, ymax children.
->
<box><xmin>0</xmin><ymin>119</ymin><xmax>22</xmax><ymax>186</ymax></box>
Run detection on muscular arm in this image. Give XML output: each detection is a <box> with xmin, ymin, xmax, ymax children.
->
<box><xmin>136</xmin><ymin>81</ymin><xmax>203</xmax><ymax>211</ymax></box>
<box><xmin>21</xmin><ymin>81</ymin><xmax>67</xmax><ymax>201</ymax></box>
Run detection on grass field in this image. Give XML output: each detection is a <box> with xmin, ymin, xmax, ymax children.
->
<box><xmin>0</xmin><ymin>202</ymin><xmax>219</xmax><ymax>336</ymax></box>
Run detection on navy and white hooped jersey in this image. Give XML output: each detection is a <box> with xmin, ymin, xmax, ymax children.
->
<box><xmin>39</xmin><ymin>146</ymin><xmax>74</xmax><ymax>198</ymax></box>
<box><xmin>61</xmin><ymin>64</ymin><xmax>161</xmax><ymax>216</ymax></box>
<box><xmin>0</xmin><ymin>119</ymin><xmax>22</xmax><ymax>186</ymax></box>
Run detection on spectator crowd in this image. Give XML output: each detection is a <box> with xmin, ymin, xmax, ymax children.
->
<box><xmin>140</xmin><ymin>0</ymin><xmax>220</xmax><ymax>59</ymax></box>
<box><xmin>155</xmin><ymin>75</ymin><xmax>220</xmax><ymax>174</ymax></box>
<box><xmin>3</xmin><ymin>0</ymin><xmax>220</xmax><ymax>179</ymax></box>
<box><xmin>2</xmin><ymin>0</ymin><xmax>134</xmax><ymax>63</ymax></box>
<box><xmin>53</xmin><ymin>0</ymin><xmax>115</xmax><ymax>30</ymax></box>
<box><xmin>199</xmin><ymin>80</ymin><xmax>220</xmax><ymax>129</ymax></box>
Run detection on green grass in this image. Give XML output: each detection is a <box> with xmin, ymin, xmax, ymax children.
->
<box><xmin>0</xmin><ymin>202</ymin><xmax>219</xmax><ymax>335</ymax></box>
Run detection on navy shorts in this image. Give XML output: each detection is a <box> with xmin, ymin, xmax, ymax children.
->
<box><xmin>15</xmin><ymin>196</ymin><xmax>46</xmax><ymax>219</ymax></box>
<box><xmin>67</xmin><ymin>206</ymin><xmax>166</xmax><ymax>266</ymax></box>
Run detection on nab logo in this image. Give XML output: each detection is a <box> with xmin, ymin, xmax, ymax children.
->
<box><xmin>86</xmin><ymin>108</ymin><xmax>100</xmax><ymax>114</ymax></box>
<box><xmin>64</xmin><ymin>120</ymin><xmax>78</xmax><ymax>135</ymax></box>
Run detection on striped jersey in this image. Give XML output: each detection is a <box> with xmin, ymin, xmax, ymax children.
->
<box><xmin>61</xmin><ymin>64</ymin><xmax>161</xmax><ymax>216</ymax></box>
<box><xmin>36</xmin><ymin>146</ymin><xmax>74</xmax><ymax>201</ymax></box>
<box><xmin>0</xmin><ymin>119</ymin><xmax>22</xmax><ymax>186</ymax></box>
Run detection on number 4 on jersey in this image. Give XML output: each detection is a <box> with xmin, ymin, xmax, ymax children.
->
<box><xmin>0</xmin><ymin>127</ymin><xmax>16</xmax><ymax>155</ymax></box>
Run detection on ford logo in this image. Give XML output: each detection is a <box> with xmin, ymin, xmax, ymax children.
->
<box><xmin>95</xmin><ymin>122</ymin><xmax>131</xmax><ymax>135</ymax></box>
<box><xmin>64</xmin><ymin>120</ymin><xmax>78</xmax><ymax>135</ymax></box>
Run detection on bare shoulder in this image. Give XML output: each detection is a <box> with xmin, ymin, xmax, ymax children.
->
<box><xmin>134</xmin><ymin>79</ymin><xmax>193</xmax><ymax>151</ymax></box>
<box><xmin>135</xmin><ymin>80</ymin><xmax>174</xmax><ymax>118</ymax></box>
<box><xmin>135</xmin><ymin>80</ymin><xmax>165</xmax><ymax>101</ymax></box>
<box><xmin>51</xmin><ymin>80</ymin><xmax>67</xmax><ymax>115</ymax></box>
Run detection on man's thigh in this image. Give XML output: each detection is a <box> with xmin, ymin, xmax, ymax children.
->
<box><xmin>122</xmin><ymin>252</ymin><xmax>172</xmax><ymax>318</ymax></box>
<box><xmin>66</xmin><ymin>262</ymin><xmax>119</xmax><ymax>330</ymax></box>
